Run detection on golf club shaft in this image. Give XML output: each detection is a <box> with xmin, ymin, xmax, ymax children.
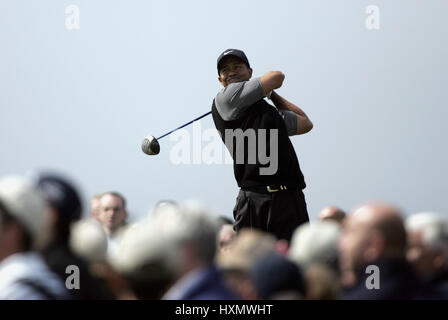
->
<box><xmin>157</xmin><ymin>111</ymin><xmax>212</xmax><ymax>140</ymax></box>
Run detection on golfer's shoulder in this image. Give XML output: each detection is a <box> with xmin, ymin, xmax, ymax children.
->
<box><xmin>215</xmin><ymin>78</ymin><xmax>263</xmax><ymax>107</ymax></box>
<box><xmin>215</xmin><ymin>82</ymin><xmax>243</xmax><ymax>102</ymax></box>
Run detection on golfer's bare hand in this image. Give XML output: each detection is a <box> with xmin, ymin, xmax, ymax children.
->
<box><xmin>258</xmin><ymin>71</ymin><xmax>285</xmax><ymax>96</ymax></box>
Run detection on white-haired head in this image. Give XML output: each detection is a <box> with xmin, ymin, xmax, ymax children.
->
<box><xmin>288</xmin><ymin>221</ymin><xmax>341</xmax><ymax>272</ymax></box>
<box><xmin>406</xmin><ymin>212</ymin><xmax>448</xmax><ymax>265</ymax></box>
<box><xmin>116</xmin><ymin>200</ymin><xmax>220</xmax><ymax>279</ymax></box>
<box><xmin>163</xmin><ymin>201</ymin><xmax>221</xmax><ymax>267</ymax></box>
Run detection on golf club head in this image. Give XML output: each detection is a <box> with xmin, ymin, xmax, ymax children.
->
<box><xmin>141</xmin><ymin>136</ymin><xmax>160</xmax><ymax>155</ymax></box>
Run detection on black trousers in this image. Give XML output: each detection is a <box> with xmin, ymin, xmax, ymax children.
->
<box><xmin>233</xmin><ymin>189</ymin><xmax>310</xmax><ymax>243</ymax></box>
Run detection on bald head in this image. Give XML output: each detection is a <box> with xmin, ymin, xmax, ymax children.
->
<box><xmin>357</xmin><ymin>203</ymin><xmax>405</xmax><ymax>244</ymax></box>
<box><xmin>352</xmin><ymin>203</ymin><xmax>406</xmax><ymax>254</ymax></box>
<box><xmin>319</xmin><ymin>206</ymin><xmax>346</xmax><ymax>224</ymax></box>
<box><xmin>339</xmin><ymin>203</ymin><xmax>407</xmax><ymax>274</ymax></box>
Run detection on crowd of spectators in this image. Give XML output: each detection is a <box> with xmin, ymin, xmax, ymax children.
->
<box><xmin>0</xmin><ymin>172</ymin><xmax>447</xmax><ymax>300</ymax></box>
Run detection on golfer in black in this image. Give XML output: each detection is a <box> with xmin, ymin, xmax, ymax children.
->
<box><xmin>212</xmin><ymin>49</ymin><xmax>313</xmax><ymax>242</ymax></box>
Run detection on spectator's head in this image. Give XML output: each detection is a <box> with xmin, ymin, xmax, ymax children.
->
<box><xmin>35</xmin><ymin>172</ymin><xmax>83</xmax><ymax>244</ymax></box>
<box><xmin>251</xmin><ymin>252</ymin><xmax>305</xmax><ymax>300</ymax></box>
<box><xmin>153</xmin><ymin>200</ymin><xmax>178</xmax><ymax>211</ymax></box>
<box><xmin>97</xmin><ymin>192</ymin><xmax>128</xmax><ymax>236</ymax></box>
<box><xmin>90</xmin><ymin>194</ymin><xmax>103</xmax><ymax>220</ymax></box>
<box><xmin>114</xmin><ymin>201</ymin><xmax>221</xmax><ymax>298</ymax></box>
<box><xmin>217</xmin><ymin>229</ymin><xmax>277</xmax><ymax>272</ymax></box>
<box><xmin>304</xmin><ymin>263</ymin><xmax>341</xmax><ymax>300</ymax></box>
<box><xmin>217</xmin><ymin>229</ymin><xmax>277</xmax><ymax>300</ymax></box>
<box><xmin>339</xmin><ymin>203</ymin><xmax>407</xmax><ymax>276</ymax></box>
<box><xmin>0</xmin><ymin>175</ymin><xmax>48</xmax><ymax>258</ymax></box>
<box><xmin>217</xmin><ymin>224</ymin><xmax>236</xmax><ymax>252</ymax></box>
<box><xmin>406</xmin><ymin>212</ymin><xmax>448</xmax><ymax>278</ymax></box>
<box><xmin>288</xmin><ymin>220</ymin><xmax>341</xmax><ymax>299</ymax></box>
<box><xmin>149</xmin><ymin>200</ymin><xmax>220</xmax><ymax>276</ymax></box>
<box><xmin>70</xmin><ymin>218</ymin><xmax>108</xmax><ymax>263</ymax></box>
<box><xmin>289</xmin><ymin>220</ymin><xmax>341</xmax><ymax>274</ymax></box>
<box><xmin>112</xmin><ymin>223</ymin><xmax>176</xmax><ymax>299</ymax></box>
<box><xmin>319</xmin><ymin>206</ymin><xmax>346</xmax><ymax>224</ymax></box>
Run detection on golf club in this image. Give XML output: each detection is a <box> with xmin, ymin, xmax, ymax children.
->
<box><xmin>141</xmin><ymin>111</ymin><xmax>212</xmax><ymax>155</ymax></box>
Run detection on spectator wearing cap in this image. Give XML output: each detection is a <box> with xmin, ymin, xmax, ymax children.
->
<box><xmin>112</xmin><ymin>223</ymin><xmax>176</xmax><ymax>299</ymax></box>
<box><xmin>339</xmin><ymin>203</ymin><xmax>421</xmax><ymax>300</ymax></box>
<box><xmin>69</xmin><ymin>218</ymin><xmax>136</xmax><ymax>299</ymax></box>
<box><xmin>0</xmin><ymin>175</ymin><xmax>68</xmax><ymax>299</ymax></box>
<box><xmin>36</xmin><ymin>173</ymin><xmax>114</xmax><ymax>299</ymax></box>
<box><xmin>406</xmin><ymin>212</ymin><xmax>448</xmax><ymax>299</ymax></box>
<box><xmin>96</xmin><ymin>192</ymin><xmax>128</xmax><ymax>259</ymax></box>
<box><xmin>251</xmin><ymin>252</ymin><xmax>305</xmax><ymax>300</ymax></box>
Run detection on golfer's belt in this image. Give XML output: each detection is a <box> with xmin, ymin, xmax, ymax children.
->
<box><xmin>241</xmin><ymin>185</ymin><xmax>297</xmax><ymax>194</ymax></box>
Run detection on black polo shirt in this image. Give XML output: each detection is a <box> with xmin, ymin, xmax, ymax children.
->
<box><xmin>211</xmin><ymin>79</ymin><xmax>306</xmax><ymax>190</ymax></box>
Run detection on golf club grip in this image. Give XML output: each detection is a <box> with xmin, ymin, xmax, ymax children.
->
<box><xmin>157</xmin><ymin>111</ymin><xmax>212</xmax><ymax>140</ymax></box>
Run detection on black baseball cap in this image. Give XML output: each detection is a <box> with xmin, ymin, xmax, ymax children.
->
<box><xmin>217</xmin><ymin>49</ymin><xmax>250</xmax><ymax>74</ymax></box>
<box><xmin>251</xmin><ymin>252</ymin><xmax>305</xmax><ymax>299</ymax></box>
<box><xmin>35</xmin><ymin>173</ymin><xmax>82</xmax><ymax>221</ymax></box>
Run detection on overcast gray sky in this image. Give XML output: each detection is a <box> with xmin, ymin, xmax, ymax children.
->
<box><xmin>1</xmin><ymin>0</ymin><xmax>446</xmax><ymax>222</ymax></box>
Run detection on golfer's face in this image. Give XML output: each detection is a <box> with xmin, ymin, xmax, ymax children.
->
<box><xmin>218</xmin><ymin>56</ymin><xmax>252</xmax><ymax>87</ymax></box>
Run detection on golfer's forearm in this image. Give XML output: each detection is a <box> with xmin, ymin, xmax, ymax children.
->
<box><xmin>258</xmin><ymin>71</ymin><xmax>285</xmax><ymax>95</ymax></box>
<box><xmin>270</xmin><ymin>91</ymin><xmax>309</xmax><ymax>118</ymax></box>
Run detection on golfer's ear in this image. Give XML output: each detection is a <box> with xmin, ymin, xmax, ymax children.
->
<box><xmin>248</xmin><ymin>68</ymin><xmax>253</xmax><ymax>78</ymax></box>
